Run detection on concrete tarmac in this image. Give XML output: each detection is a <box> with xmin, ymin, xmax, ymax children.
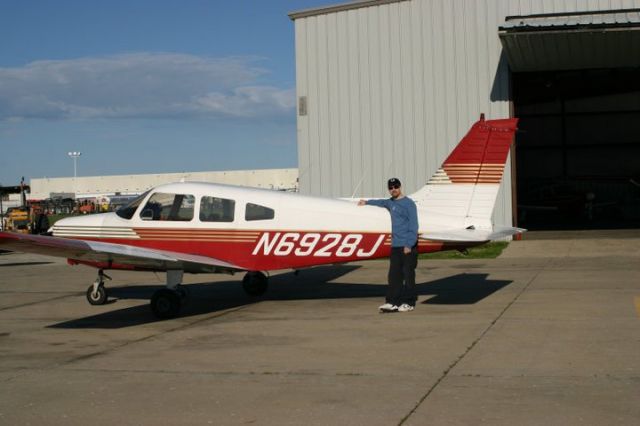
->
<box><xmin>0</xmin><ymin>237</ymin><xmax>639</xmax><ymax>425</ymax></box>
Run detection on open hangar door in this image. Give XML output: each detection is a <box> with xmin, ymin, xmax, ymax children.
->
<box><xmin>500</xmin><ymin>10</ymin><xmax>640</xmax><ymax>230</ymax></box>
<box><xmin>512</xmin><ymin>69</ymin><xmax>640</xmax><ymax>230</ymax></box>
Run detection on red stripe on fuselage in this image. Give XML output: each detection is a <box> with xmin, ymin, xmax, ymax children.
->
<box><xmin>64</xmin><ymin>230</ymin><xmax>450</xmax><ymax>271</ymax></box>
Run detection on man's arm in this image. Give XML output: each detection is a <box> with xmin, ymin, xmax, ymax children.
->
<box><xmin>358</xmin><ymin>199</ymin><xmax>389</xmax><ymax>208</ymax></box>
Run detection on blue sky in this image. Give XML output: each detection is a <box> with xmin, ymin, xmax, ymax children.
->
<box><xmin>0</xmin><ymin>0</ymin><xmax>331</xmax><ymax>185</ymax></box>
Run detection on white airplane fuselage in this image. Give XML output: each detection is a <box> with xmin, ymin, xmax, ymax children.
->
<box><xmin>51</xmin><ymin>181</ymin><xmax>472</xmax><ymax>272</ymax></box>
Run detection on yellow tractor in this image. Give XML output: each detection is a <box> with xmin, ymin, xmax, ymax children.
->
<box><xmin>4</xmin><ymin>206</ymin><xmax>30</xmax><ymax>233</ymax></box>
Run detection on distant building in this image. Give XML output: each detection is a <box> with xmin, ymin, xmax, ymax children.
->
<box><xmin>29</xmin><ymin>168</ymin><xmax>298</xmax><ymax>200</ymax></box>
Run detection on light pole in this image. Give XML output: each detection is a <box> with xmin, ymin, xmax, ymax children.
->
<box><xmin>68</xmin><ymin>151</ymin><xmax>81</xmax><ymax>179</ymax></box>
<box><xmin>67</xmin><ymin>151</ymin><xmax>81</xmax><ymax>197</ymax></box>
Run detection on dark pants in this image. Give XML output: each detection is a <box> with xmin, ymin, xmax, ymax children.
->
<box><xmin>387</xmin><ymin>246</ymin><xmax>418</xmax><ymax>306</ymax></box>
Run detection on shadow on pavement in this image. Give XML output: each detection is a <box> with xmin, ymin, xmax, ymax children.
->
<box><xmin>48</xmin><ymin>265</ymin><xmax>511</xmax><ymax>329</ymax></box>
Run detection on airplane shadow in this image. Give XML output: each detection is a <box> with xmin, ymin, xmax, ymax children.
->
<box><xmin>48</xmin><ymin>265</ymin><xmax>512</xmax><ymax>329</ymax></box>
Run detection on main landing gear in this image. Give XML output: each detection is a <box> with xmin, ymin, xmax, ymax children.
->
<box><xmin>150</xmin><ymin>270</ymin><xmax>188</xmax><ymax>320</ymax></box>
<box><xmin>84</xmin><ymin>269</ymin><xmax>267</xmax><ymax>320</ymax></box>
<box><xmin>242</xmin><ymin>271</ymin><xmax>268</xmax><ymax>296</ymax></box>
<box><xmin>86</xmin><ymin>270</ymin><xmax>111</xmax><ymax>305</ymax></box>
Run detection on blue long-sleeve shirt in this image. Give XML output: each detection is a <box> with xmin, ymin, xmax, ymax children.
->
<box><xmin>366</xmin><ymin>196</ymin><xmax>419</xmax><ymax>248</ymax></box>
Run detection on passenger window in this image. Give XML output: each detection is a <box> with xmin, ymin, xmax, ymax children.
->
<box><xmin>140</xmin><ymin>192</ymin><xmax>194</xmax><ymax>221</ymax></box>
<box><xmin>245</xmin><ymin>203</ymin><xmax>274</xmax><ymax>221</ymax></box>
<box><xmin>200</xmin><ymin>196</ymin><xmax>235</xmax><ymax>222</ymax></box>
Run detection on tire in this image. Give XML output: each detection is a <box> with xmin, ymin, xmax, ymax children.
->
<box><xmin>86</xmin><ymin>284</ymin><xmax>108</xmax><ymax>305</ymax></box>
<box><xmin>176</xmin><ymin>285</ymin><xmax>190</xmax><ymax>300</ymax></box>
<box><xmin>151</xmin><ymin>289</ymin><xmax>181</xmax><ymax>319</ymax></box>
<box><xmin>242</xmin><ymin>272</ymin><xmax>268</xmax><ymax>296</ymax></box>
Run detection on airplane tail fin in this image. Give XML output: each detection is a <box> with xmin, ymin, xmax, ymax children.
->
<box><xmin>410</xmin><ymin>114</ymin><xmax>518</xmax><ymax>222</ymax></box>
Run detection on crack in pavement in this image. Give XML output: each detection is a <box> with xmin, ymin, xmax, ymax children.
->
<box><xmin>398</xmin><ymin>266</ymin><xmax>547</xmax><ymax>425</ymax></box>
<box><xmin>56</xmin><ymin>367</ymin><xmax>379</xmax><ymax>378</ymax></box>
<box><xmin>61</xmin><ymin>305</ymin><xmax>252</xmax><ymax>366</ymax></box>
<box><xmin>0</xmin><ymin>303</ymin><xmax>253</xmax><ymax>384</ymax></box>
<box><xmin>0</xmin><ymin>292</ymin><xmax>79</xmax><ymax>312</ymax></box>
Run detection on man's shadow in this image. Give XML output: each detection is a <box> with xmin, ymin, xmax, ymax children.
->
<box><xmin>48</xmin><ymin>265</ymin><xmax>512</xmax><ymax>329</ymax></box>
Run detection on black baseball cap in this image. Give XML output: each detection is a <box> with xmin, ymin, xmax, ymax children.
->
<box><xmin>388</xmin><ymin>178</ymin><xmax>401</xmax><ymax>188</ymax></box>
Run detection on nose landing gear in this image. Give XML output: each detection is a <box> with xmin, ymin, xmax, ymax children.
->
<box><xmin>86</xmin><ymin>269</ymin><xmax>111</xmax><ymax>305</ymax></box>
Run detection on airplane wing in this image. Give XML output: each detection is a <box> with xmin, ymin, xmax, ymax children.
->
<box><xmin>419</xmin><ymin>226</ymin><xmax>526</xmax><ymax>243</ymax></box>
<box><xmin>0</xmin><ymin>231</ymin><xmax>243</xmax><ymax>273</ymax></box>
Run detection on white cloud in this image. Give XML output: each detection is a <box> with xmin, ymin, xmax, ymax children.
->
<box><xmin>0</xmin><ymin>53</ymin><xmax>295</xmax><ymax>120</ymax></box>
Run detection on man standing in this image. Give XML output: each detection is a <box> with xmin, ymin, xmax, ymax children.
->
<box><xmin>358</xmin><ymin>178</ymin><xmax>419</xmax><ymax>313</ymax></box>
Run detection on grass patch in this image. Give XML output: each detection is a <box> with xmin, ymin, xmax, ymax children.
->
<box><xmin>419</xmin><ymin>241</ymin><xmax>509</xmax><ymax>260</ymax></box>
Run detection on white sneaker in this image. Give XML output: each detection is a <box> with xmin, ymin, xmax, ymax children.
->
<box><xmin>398</xmin><ymin>304</ymin><xmax>414</xmax><ymax>312</ymax></box>
<box><xmin>378</xmin><ymin>303</ymin><xmax>398</xmax><ymax>313</ymax></box>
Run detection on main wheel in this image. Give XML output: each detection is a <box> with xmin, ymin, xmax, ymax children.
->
<box><xmin>86</xmin><ymin>284</ymin><xmax>108</xmax><ymax>305</ymax></box>
<box><xmin>242</xmin><ymin>272</ymin><xmax>268</xmax><ymax>296</ymax></box>
<box><xmin>151</xmin><ymin>289</ymin><xmax>181</xmax><ymax>319</ymax></box>
<box><xmin>175</xmin><ymin>285</ymin><xmax>190</xmax><ymax>300</ymax></box>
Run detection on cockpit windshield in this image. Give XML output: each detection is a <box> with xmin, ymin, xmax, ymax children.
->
<box><xmin>116</xmin><ymin>191</ymin><xmax>149</xmax><ymax>219</ymax></box>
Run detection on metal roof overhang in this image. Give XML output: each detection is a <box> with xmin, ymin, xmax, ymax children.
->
<box><xmin>499</xmin><ymin>9</ymin><xmax>640</xmax><ymax>72</ymax></box>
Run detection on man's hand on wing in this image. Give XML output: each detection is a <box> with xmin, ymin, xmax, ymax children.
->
<box><xmin>357</xmin><ymin>199</ymin><xmax>367</xmax><ymax>206</ymax></box>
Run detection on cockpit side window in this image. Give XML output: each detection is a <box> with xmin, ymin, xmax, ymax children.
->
<box><xmin>200</xmin><ymin>196</ymin><xmax>235</xmax><ymax>222</ymax></box>
<box><xmin>140</xmin><ymin>192</ymin><xmax>195</xmax><ymax>221</ymax></box>
<box><xmin>245</xmin><ymin>203</ymin><xmax>275</xmax><ymax>221</ymax></box>
<box><xmin>116</xmin><ymin>191</ymin><xmax>149</xmax><ymax>219</ymax></box>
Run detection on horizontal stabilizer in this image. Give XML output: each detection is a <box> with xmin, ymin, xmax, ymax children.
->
<box><xmin>419</xmin><ymin>226</ymin><xmax>526</xmax><ymax>242</ymax></box>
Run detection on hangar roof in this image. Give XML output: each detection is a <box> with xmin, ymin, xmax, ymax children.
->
<box><xmin>499</xmin><ymin>9</ymin><xmax>640</xmax><ymax>72</ymax></box>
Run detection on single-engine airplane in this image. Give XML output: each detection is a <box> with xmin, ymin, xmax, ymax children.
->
<box><xmin>0</xmin><ymin>115</ymin><xmax>523</xmax><ymax>318</ymax></box>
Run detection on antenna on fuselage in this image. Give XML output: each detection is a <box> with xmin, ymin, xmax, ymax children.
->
<box><xmin>350</xmin><ymin>173</ymin><xmax>366</xmax><ymax>199</ymax></box>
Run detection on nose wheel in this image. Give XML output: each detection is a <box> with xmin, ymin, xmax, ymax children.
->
<box><xmin>86</xmin><ymin>270</ymin><xmax>111</xmax><ymax>305</ymax></box>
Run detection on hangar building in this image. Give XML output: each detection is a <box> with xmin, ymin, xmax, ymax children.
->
<box><xmin>289</xmin><ymin>0</ymin><xmax>640</xmax><ymax>230</ymax></box>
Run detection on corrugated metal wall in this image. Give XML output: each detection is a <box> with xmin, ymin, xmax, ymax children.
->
<box><xmin>293</xmin><ymin>0</ymin><xmax>640</xmax><ymax>226</ymax></box>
